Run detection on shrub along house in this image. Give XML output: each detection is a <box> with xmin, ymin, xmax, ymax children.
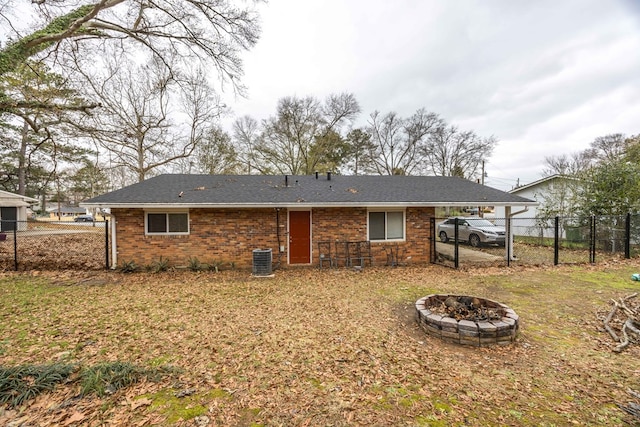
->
<box><xmin>81</xmin><ymin>173</ymin><xmax>536</xmax><ymax>269</ymax></box>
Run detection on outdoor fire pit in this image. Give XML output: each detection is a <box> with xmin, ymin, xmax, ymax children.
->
<box><xmin>415</xmin><ymin>294</ymin><xmax>519</xmax><ymax>346</ymax></box>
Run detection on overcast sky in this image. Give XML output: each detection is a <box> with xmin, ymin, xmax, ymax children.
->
<box><xmin>223</xmin><ymin>0</ymin><xmax>640</xmax><ymax>190</ymax></box>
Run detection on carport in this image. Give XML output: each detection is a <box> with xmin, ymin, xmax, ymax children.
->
<box><xmin>431</xmin><ymin>203</ymin><xmax>537</xmax><ymax>268</ymax></box>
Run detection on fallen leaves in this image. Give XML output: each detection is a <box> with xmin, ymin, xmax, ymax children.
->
<box><xmin>130</xmin><ymin>397</ymin><xmax>153</xmax><ymax>410</ymax></box>
<box><xmin>0</xmin><ymin>231</ymin><xmax>105</xmax><ymax>271</ymax></box>
<box><xmin>63</xmin><ymin>411</ymin><xmax>85</xmax><ymax>425</ymax></box>
<box><xmin>0</xmin><ymin>263</ymin><xmax>639</xmax><ymax>425</ymax></box>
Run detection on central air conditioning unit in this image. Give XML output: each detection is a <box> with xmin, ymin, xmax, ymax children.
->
<box><xmin>252</xmin><ymin>248</ymin><xmax>273</xmax><ymax>276</ymax></box>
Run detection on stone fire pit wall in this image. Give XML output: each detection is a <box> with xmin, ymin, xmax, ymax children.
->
<box><xmin>415</xmin><ymin>294</ymin><xmax>519</xmax><ymax>346</ymax></box>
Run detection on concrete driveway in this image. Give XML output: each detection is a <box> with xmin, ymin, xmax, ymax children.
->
<box><xmin>435</xmin><ymin>242</ymin><xmax>504</xmax><ymax>263</ymax></box>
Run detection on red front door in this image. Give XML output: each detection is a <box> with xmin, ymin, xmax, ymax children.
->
<box><xmin>289</xmin><ymin>211</ymin><xmax>311</xmax><ymax>264</ymax></box>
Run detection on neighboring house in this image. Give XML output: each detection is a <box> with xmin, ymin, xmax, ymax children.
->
<box><xmin>82</xmin><ymin>174</ymin><xmax>536</xmax><ymax>269</ymax></box>
<box><xmin>494</xmin><ymin>174</ymin><xmax>581</xmax><ymax>238</ymax></box>
<box><xmin>47</xmin><ymin>206</ymin><xmax>88</xmax><ymax>219</ymax></box>
<box><xmin>0</xmin><ymin>190</ymin><xmax>38</xmax><ymax>232</ymax></box>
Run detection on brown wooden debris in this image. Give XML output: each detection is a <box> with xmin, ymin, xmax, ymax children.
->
<box><xmin>617</xmin><ymin>389</ymin><xmax>640</xmax><ymax>422</ymax></box>
<box><xmin>602</xmin><ymin>293</ymin><xmax>639</xmax><ymax>353</ymax></box>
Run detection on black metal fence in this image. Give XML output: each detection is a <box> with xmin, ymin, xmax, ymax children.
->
<box><xmin>0</xmin><ymin>220</ymin><xmax>109</xmax><ymax>271</ymax></box>
<box><xmin>431</xmin><ymin>214</ymin><xmax>640</xmax><ymax>269</ymax></box>
<box><xmin>3</xmin><ymin>214</ymin><xmax>639</xmax><ymax>271</ymax></box>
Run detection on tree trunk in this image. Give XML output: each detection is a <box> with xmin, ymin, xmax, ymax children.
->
<box><xmin>17</xmin><ymin>120</ymin><xmax>29</xmax><ymax>195</ymax></box>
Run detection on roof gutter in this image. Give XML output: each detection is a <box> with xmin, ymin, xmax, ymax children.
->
<box><xmin>81</xmin><ymin>201</ymin><xmax>539</xmax><ymax>210</ymax></box>
<box><xmin>508</xmin><ymin>206</ymin><xmax>529</xmax><ymax>217</ymax></box>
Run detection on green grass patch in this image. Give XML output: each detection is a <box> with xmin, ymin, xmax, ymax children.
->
<box><xmin>80</xmin><ymin>361</ymin><xmax>145</xmax><ymax>397</ymax></box>
<box><xmin>0</xmin><ymin>360</ymin><xmax>178</xmax><ymax>407</ymax></box>
<box><xmin>0</xmin><ymin>363</ymin><xmax>76</xmax><ymax>407</ymax></box>
<box><xmin>140</xmin><ymin>388</ymin><xmax>231</xmax><ymax>423</ymax></box>
<box><xmin>81</xmin><ymin>362</ymin><xmax>180</xmax><ymax>397</ymax></box>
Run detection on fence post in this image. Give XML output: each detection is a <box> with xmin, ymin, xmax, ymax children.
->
<box><xmin>625</xmin><ymin>213</ymin><xmax>631</xmax><ymax>259</ymax></box>
<box><xmin>554</xmin><ymin>216</ymin><xmax>559</xmax><ymax>265</ymax></box>
<box><xmin>454</xmin><ymin>218</ymin><xmax>459</xmax><ymax>269</ymax></box>
<box><xmin>13</xmin><ymin>223</ymin><xmax>18</xmax><ymax>271</ymax></box>
<box><xmin>590</xmin><ymin>215</ymin><xmax>596</xmax><ymax>264</ymax></box>
<box><xmin>506</xmin><ymin>216</ymin><xmax>511</xmax><ymax>267</ymax></box>
<box><xmin>105</xmin><ymin>219</ymin><xmax>110</xmax><ymax>270</ymax></box>
<box><xmin>429</xmin><ymin>217</ymin><xmax>436</xmax><ymax>264</ymax></box>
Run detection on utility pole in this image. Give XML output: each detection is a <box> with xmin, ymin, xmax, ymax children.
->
<box><xmin>479</xmin><ymin>160</ymin><xmax>485</xmax><ymax>217</ymax></box>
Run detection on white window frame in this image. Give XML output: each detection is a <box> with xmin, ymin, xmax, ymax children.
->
<box><xmin>367</xmin><ymin>209</ymin><xmax>406</xmax><ymax>242</ymax></box>
<box><xmin>144</xmin><ymin>210</ymin><xmax>190</xmax><ymax>236</ymax></box>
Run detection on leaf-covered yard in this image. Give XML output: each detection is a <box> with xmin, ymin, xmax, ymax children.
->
<box><xmin>1</xmin><ymin>263</ymin><xmax>639</xmax><ymax>426</ymax></box>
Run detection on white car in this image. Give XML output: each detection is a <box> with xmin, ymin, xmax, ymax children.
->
<box><xmin>437</xmin><ymin>217</ymin><xmax>506</xmax><ymax>247</ymax></box>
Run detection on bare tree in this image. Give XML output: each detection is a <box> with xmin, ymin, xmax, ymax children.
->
<box><xmin>541</xmin><ymin>133</ymin><xmax>640</xmax><ymax>224</ymax></box>
<box><xmin>583</xmin><ymin>133</ymin><xmax>628</xmax><ymax>164</ymax></box>
<box><xmin>366</xmin><ymin>108</ymin><xmax>441</xmax><ymax>175</ymax></box>
<box><xmin>78</xmin><ymin>54</ymin><xmax>221</xmax><ymax>181</ymax></box>
<box><xmin>233</xmin><ymin>115</ymin><xmax>261</xmax><ymax>174</ymax></box>
<box><xmin>0</xmin><ymin>0</ymin><xmax>261</xmax><ymax>114</ymax></box>
<box><xmin>544</xmin><ymin>134</ymin><xmax>635</xmax><ymax>180</ymax></box>
<box><xmin>254</xmin><ymin>93</ymin><xmax>360</xmax><ymax>175</ymax></box>
<box><xmin>423</xmin><ymin>124</ymin><xmax>496</xmax><ymax>179</ymax></box>
<box><xmin>542</xmin><ymin>152</ymin><xmax>590</xmax><ymax>177</ymax></box>
<box><xmin>192</xmin><ymin>125</ymin><xmax>241</xmax><ymax>174</ymax></box>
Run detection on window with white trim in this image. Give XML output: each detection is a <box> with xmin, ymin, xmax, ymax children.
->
<box><xmin>368</xmin><ymin>210</ymin><xmax>405</xmax><ymax>241</ymax></box>
<box><xmin>146</xmin><ymin>212</ymin><xmax>189</xmax><ymax>235</ymax></box>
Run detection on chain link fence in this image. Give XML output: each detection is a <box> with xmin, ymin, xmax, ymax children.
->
<box><xmin>432</xmin><ymin>214</ymin><xmax>640</xmax><ymax>269</ymax></box>
<box><xmin>0</xmin><ymin>220</ymin><xmax>109</xmax><ymax>271</ymax></box>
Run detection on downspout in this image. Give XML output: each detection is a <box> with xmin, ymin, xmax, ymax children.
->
<box><xmin>505</xmin><ymin>206</ymin><xmax>529</xmax><ymax>262</ymax></box>
<box><xmin>110</xmin><ymin>212</ymin><xmax>117</xmax><ymax>269</ymax></box>
<box><xmin>273</xmin><ymin>208</ymin><xmax>283</xmax><ymax>270</ymax></box>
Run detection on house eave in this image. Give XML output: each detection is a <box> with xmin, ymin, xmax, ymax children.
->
<box><xmin>509</xmin><ymin>174</ymin><xmax>582</xmax><ymax>194</ymax></box>
<box><xmin>81</xmin><ymin>201</ymin><xmax>539</xmax><ymax>209</ymax></box>
<box><xmin>0</xmin><ymin>190</ymin><xmax>38</xmax><ymax>203</ymax></box>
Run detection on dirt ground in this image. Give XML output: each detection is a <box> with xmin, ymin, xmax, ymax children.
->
<box><xmin>1</xmin><ymin>262</ymin><xmax>639</xmax><ymax>426</ymax></box>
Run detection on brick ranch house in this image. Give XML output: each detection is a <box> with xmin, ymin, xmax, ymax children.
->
<box><xmin>82</xmin><ymin>174</ymin><xmax>536</xmax><ymax>269</ymax></box>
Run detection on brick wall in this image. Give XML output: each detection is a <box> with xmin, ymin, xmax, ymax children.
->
<box><xmin>405</xmin><ymin>207</ymin><xmax>435</xmax><ymax>263</ymax></box>
<box><xmin>112</xmin><ymin>206</ymin><xmax>435</xmax><ymax>268</ymax></box>
<box><xmin>113</xmin><ymin>208</ymin><xmax>284</xmax><ymax>268</ymax></box>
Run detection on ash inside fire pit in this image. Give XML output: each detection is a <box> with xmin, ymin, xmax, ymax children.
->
<box><xmin>415</xmin><ymin>294</ymin><xmax>519</xmax><ymax>346</ymax></box>
<box><xmin>430</xmin><ymin>296</ymin><xmax>505</xmax><ymax>322</ymax></box>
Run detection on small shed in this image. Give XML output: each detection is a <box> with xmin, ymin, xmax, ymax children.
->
<box><xmin>0</xmin><ymin>190</ymin><xmax>38</xmax><ymax>232</ymax></box>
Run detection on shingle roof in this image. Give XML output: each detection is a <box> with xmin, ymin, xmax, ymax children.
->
<box><xmin>509</xmin><ymin>174</ymin><xmax>581</xmax><ymax>194</ymax></box>
<box><xmin>47</xmin><ymin>206</ymin><xmax>86</xmax><ymax>214</ymax></box>
<box><xmin>82</xmin><ymin>174</ymin><xmax>536</xmax><ymax>208</ymax></box>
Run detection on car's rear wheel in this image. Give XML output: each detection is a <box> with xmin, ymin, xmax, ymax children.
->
<box><xmin>439</xmin><ymin>231</ymin><xmax>449</xmax><ymax>243</ymax></box>
<box><xmin>469</xmin><ymin>234</ymin><xmax>481</xmax><ymax>248</ymax></box>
